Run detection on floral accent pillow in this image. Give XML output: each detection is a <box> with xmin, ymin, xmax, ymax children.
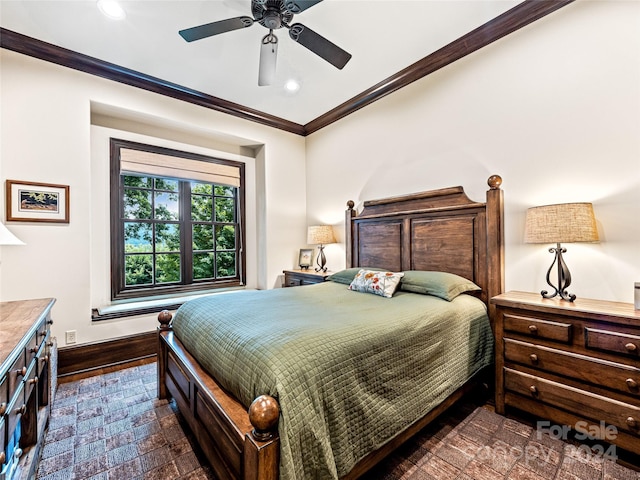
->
<box><xmin>348</xmin><ymin>269</ymin><xmax>405</xmax><ymax>298</ymax></box>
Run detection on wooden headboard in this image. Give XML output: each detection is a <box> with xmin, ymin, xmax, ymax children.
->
<box><xmin>346</xmin><ymin>175</ymin><xmax>504</xmax><ymax>308</ymax></box>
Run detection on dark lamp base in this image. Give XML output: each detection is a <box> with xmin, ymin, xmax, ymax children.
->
<box><xmin>541</xmin><ymin>243</ymin><xmax>576</xmax><ymax>302</ymax></box>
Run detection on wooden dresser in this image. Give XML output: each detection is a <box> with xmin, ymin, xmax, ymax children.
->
<box><xmin>492</xmin><ymin>291</ymin><xmax>640</xmax><ymax>456</ymax></box>
<box><xmin>1</xmin><ymin>299</ymin><xmax>55</xmax><ymax>480</ymax></box>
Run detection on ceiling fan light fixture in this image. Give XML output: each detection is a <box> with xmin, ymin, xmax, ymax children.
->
<box><xmin>97</xmin><ymin>0</ymin><xmax>126</xmax><ymax>20</ymax></box>
<box><xmin>258</xmin><ymin>32</ymin><xmax>278</xmax><ymax>86</ymax></box>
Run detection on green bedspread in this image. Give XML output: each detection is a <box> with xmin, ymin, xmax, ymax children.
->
<box><xmin>172</xmin><ymin>281</ymin><xmax>493</xmax><ymax>480</ymax></box>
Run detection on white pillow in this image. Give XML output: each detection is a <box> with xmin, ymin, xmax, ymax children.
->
<box><xmin>348</xmin><ymin>269</ymin><xmax>404</xmax><ymax>298</ymax></box>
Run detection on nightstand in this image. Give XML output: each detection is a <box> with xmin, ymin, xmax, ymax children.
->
<box><xmin>283</xmin><ymin>269</ymin><xmax>331</xmax><ymax>287</ymax></box>
<box><xmin>492</xmin><ymin>291</ymin><xmax>640</xmax><ymax>456</ymax></box>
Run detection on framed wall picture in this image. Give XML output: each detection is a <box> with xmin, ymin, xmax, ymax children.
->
<box><xmin>298</xmin><ymin>248</ymin><xmax>313</xmax><ymax>269</ymax></box>
<box><xmin>6</xmin><ymin>180</ymin><xmax>70</xmax><ymax>223</ymax></box>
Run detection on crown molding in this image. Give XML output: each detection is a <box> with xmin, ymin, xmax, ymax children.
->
<box><xmin>1</xmin><ymin>0</ymin><xmax>573</xmax><ymax>137</ymax></box>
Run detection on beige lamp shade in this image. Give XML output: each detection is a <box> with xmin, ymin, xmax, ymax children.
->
<box><xmin>524</xmin><ymin>203</ymin><xmax>599</xmax><ymax>244</ymax></box>
<box><xmin>307</xmin><ymin>225</ymin><xmax>336</xmax><ymax>245</ymax></box>
<box><xmin>0</xmin><ymin>222</ymin><xmax>25</xmax><ymax>245</ymax></box>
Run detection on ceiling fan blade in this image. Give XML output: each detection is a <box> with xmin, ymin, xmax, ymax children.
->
<box><xmin>258</xmin><ymin>33</ymin><xmax>278</xmax><ymax>86</ymax></box>
<box><xmin>179</xmin><ymin>16</ymin><xmax>254</xmax><ymax>42</ymax></box>
<box><xmin>284</xmin><ymin>0</ymin><xmax>323</xmax><ymax>14</ymax></box>
<box><xmin>288</xmin><ymin>23</ymin><xmax>351</xmax><ymax>69</ymax></box>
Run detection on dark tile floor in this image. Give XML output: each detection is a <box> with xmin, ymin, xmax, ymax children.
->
<box><xmin>36</xmin><ymin>363</ymin><xmax>639</xmax><ymax>480</ymax></box>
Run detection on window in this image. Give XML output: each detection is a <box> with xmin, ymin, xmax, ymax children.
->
<box><xmin>110</xmin><ymin>139</ymin><xmax>245</xmax><ymax>301</ymax></box>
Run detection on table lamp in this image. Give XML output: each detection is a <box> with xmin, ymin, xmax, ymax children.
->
<box><xmin>307</xmin><ymin>225</ymin><xmax>336</xmax><ymax>273</ymax></box>
<box><xmin>524</xmin><ymin>202</ymin><xmax>598</xmax><ymax>302</ymax></box>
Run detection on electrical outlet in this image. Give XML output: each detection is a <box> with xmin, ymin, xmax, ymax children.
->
<box><xmin>65</xmin><ymin>330</ymin><xmax>77</xmax><ymax>345</ymax></box>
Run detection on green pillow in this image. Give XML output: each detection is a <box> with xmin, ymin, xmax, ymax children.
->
<box><xmin>399</xmin><ymin>271</ymin><xmax>481</xmax><ymax>301</ymax></box>
<box><xmin>327</xmin><ymin>267</ymin><xmax>386</xmax><ymax>285</ymax></box>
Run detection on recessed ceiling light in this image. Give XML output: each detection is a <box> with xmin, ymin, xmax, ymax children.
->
<box><xmin>97</xmin><ymin>0</ymin><xmax>126</xmax><ymax>20</ymax></box>
<box><xmin>284</xmin><ymin>79</ymin><xmax>300</xmax><ymax>94</ymax></box>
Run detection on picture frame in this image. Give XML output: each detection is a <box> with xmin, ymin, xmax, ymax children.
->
<box><xmin>298</xmin><ymin>248</ymin><xmax>313</xmax><ymax>269</ymax></box>
<box><xmin>6</xmin><ymin>180</ymin><xmax>70</xmax><ymax>223</ymax></box>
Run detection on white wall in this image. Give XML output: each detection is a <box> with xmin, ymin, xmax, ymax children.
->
<box><xmin>0</xmin><ymin>50</ymin><xmax>306</xmax><ymax>344</ymax></box>
<box><xmin>306</xmin><ymin>0</ymin><xmax>640</xmax><ymax>304</ymax></box>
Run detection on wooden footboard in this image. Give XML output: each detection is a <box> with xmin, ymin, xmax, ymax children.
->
<box><xmin>157</xmin><ymin>311</ymin><xmax>280</xmax><ymax>480</ymax></box>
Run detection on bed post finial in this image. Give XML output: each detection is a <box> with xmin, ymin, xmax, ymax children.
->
<box><xmin>249</xmin><ymin>395</ymin><xmax>280</xmax><ymax>441</ymax></box>
<box><xmin>158</xmin><ymin>310</ymin><xmax>173</xmax><ymax>331</ymax></box>
<box><xmin>347</xmin><ymin>200</ymin><xmax>355</xmax><ymax>210</ymax></box>
<box><xmin>488</xmin><ymin>175</ymin><xmax>502</xmax><ymax>190</ymax></box>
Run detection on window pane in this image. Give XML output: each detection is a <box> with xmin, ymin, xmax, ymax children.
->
<box><xmin>124</xmin><ymin>189</ymin><xmax>152</xmax><ymax>219</ymax></box>
<box><xmin>155</xmin><ymin>223</ymin><xmax>180</xmax><ymax>252</ymax></box>
<box><xmin>193</xmin><ymin>224</ymin><xmax>213</xmax><ymax>251</ymax></box>
<box><xmin>191</xmin><ymin>195</ymin><xmax>212</xmax><ymax>222</ymax></box>
<box><xmin>214</xmin><ymin>185</ymin><xmax>234</xmax><ymax>197</ymax></box>
<box><xmin>156</xmin><ymin>254</ymin><xmax>181</xmax><ymax>284</ymax></box>
<box><xmin>124</xmin><ymin>175</ymin><xmax>152</xmax><ymax>188</ymax></box>
<box><xmin>125</xmin><ymin>254</ymin><xmax>153</xmax><ymax>285</ymax></box>
<box><xmin>155</xmin><ymin>192</ymin><xmax>179</xmax><ymax>221</ymax></box>
<box><xmin>192</xmin><ymin>182</ymin><xmax>213</xmax><ymax>195</ymax></box>
<box><xmin>193</xmin><ymin>253</ymin><xmax>214</xmax><ymax>280</ymax></box>
<box><xmin>216</xmin><ymin>225</ymin><xmax>235</xmax><ymax>250</ymax></box>
<box><xmin>216</xmin><ymin>252</ymin><xmax>236</xmax><ymax>277</ymax></box>
<box><xmin>124</xmin><ymin>222</ymin><xmax>152</xmax><ymax>252</ymax></box>
<box><xmin>215</xmin><ymin>197</ymin><xmax>235</xmax><ymax>223</ymax></box>
<box><xmin>155</xmin><ymin>178</ymin><xmax>178</xmax><ymax>191</ymax></box>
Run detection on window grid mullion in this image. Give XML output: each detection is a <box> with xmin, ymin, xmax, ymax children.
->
<box><xmin>183</xmin><ymin>181</ymin><xmax>193</xmax><ymax>285</ymax></box>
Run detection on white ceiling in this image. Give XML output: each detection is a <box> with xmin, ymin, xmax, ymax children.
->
<box><xmin>0</xmin><ymin>0</ymin><xmax>520</xmax><ymax>125</ymax></box>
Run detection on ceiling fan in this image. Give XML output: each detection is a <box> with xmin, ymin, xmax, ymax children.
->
<box><xmin>179</xmin><ymin>0</ymin><xmax>352</xmax><ymax>86</ymax></box>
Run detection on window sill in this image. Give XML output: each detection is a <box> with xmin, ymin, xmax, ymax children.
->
<box><xmin>91</xmin><ymin>287</ymin><xmax>248</xmax><ymax>321</ymax></box>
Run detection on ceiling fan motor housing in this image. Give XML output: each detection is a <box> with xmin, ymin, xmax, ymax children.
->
<box><xmin>253</xmin><ymin>0</ymin><xmax>293</xmax><ymax>30</ymax></box>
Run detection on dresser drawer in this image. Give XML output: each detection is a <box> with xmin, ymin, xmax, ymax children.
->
<box><xmin>504</xmin><ymin>339</ymin><xmax>640</xmax><ymax>397</ymax></box>
<box><xmin>585</xmin><ymin>328</ymin><xmax>640</xmax><ymax>358</ymax></box>
<box><xmin>503</xmin><ymin>313</ymin><xmax>572</xmax><ymax>343</ymax></box>
<box><xmin>23</xmin><ymin>360</ymin><xmax>38</xmax><ymax>403</ymax></box>
<box><xmin>6</xmin><ymin>382</ymin><xmax>26</xmax><ymax>441</ymax></box>
<box><xmin>285</xmin><ymin>276</ymin><xmax>302</xmax><ymax>287</ymax></box>
<box><xmin>504</xmin><ymin>368</ymin><xmax>640</xmax><ymax>436</ymax></box>
<box><xmin>7</xmin><ymin>352</ymin><xmax>27</xmax><ymax>403</ymax></box>
<box><xmin>27</xmin><ymin>318</ymin><xmax>48</xmax><ymax>361</ymax></box>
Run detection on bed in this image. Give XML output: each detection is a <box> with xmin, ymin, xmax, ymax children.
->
<box><xmin>157</xmin><ymin>175</ymin><xmax>505</xmax><ymax>480</ymax></box>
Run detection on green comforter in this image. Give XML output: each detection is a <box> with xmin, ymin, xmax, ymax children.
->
<box><xmin>172</xmin><ymin>281</ymin><xmax>493</xmax><ymax>479</ymax></box>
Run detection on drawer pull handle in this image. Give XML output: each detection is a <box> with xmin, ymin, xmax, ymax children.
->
<box><xmin>626</xmin><ymin>417</ymin><xmax>637</xmax><ymax>428</ymax></box>
<box><xmin>528</xmin><ymin>325</ymin><xmax>538</xmax><ymax>334</ymax></box>
<box><xmin>626</xmin><ymin>378</ymin><xmax>638</xmax><ymax>389</ymax></box>
<box><xmin>47</xmin><ymin>341</ymin><xmax>54</xmax><ymax>347</ymax></box>
<box><xmin>28</xmin><ymin>376</ymin><xmax>38</xmax><ymax>386</ymax></box>
<box><xmin>0</xmin><ymin>402</ymin><xmax>6</xmax><ymax>415</ymax></box>
<box><xmin>39</xmin><ymin>331</ymin><xmax>47</xmax><ymax>337</ymax></box>
<box><xmin>16</xmin><ymin>366</ymin><xmax>27</xmax><ymax>377</ymax></box>
<box><xmin>15</xmin><ymin>404</ymin><xmax>26</xmax><ymax>416</ymax></box>
<box><xmin>529</xmin><ymin>354</ymin><xmax>539</xmax><ymax>363</ymax></box>
<box><xmin>0</xmin><ymin>451</ymin><xmax>5</xmax><ymax>465</ymax></box>
<box><xmin>30</xmin><ymin>346</ymin><xmax>38</xmax><ymax>354</ymax></box>
<box><xmin>529</xmin><ymin>385</ymin><xmax>538</xmax><ymax>396</ymax></box>
<box><xmin>625</xmin><ymin>343</ymin><xmax>637</xmax><ymax>352</ymax></box>
<box><xmin>41</xmin><ymin>355</ymin><xmax>49</xmax><ymax>364</ymax></box>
